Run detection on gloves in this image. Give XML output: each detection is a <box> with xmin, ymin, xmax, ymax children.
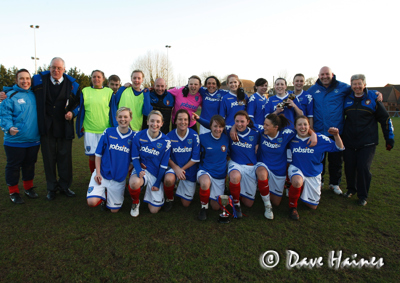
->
<box><xmin>182</xmin><ymin>85</ymin><xmax>189</xmax><ymax>97</ymax></box>
<box><xmin>237</xmin><ymin>88</ymin><xmax>245</xmax><ymax>101</ymax></box>
<box><xmin>386</xmin><ymin>139</ymin><xmax>394</xmax><ymax>151</ymax></box>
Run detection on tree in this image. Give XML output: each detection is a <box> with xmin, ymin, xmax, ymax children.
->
<box><xmin>67</xmin><ymin>67</ymin><xmax>91</xmax><ymax>91</ymax></box>
<box><xmin>0</xmin><ymin>65</ymin><xmax>18</xmax><ymax>90</ymax></box>
<box><xmin>199</xmin><ymin>71</ymin><xmax>222</xmax><ymax>84</ymax></box>
<box><xmin>304</xmin><ymin>76</ymin><xmax>317</xmax><ymax>86</ymax></box>
<box><xmin>131</xmin><ymin>50</ymin><xmax>174</xmax><ymax>88</ymax></box>
<box><xmin>276</xmin><ymin>69</ymin><xmax>293</xmax><ymax>86</ymax></box>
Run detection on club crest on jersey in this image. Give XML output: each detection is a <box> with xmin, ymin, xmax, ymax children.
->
<box><xmin>277</xmin><ymin>138</ymin><xmax>283</xmax><ymax>143</ymax></box>
<box><xmin>217</xmin><ymin>93</ymin><xmax>221</xmax><ymax>98</ymax></box>
<box><xmin>365</xmin><ymin>99</ymin><xmax>371</xmax><ymax>105</ymax></box>
<box><xmin>128</xmin><ymin>139</ymin><xmax>132</xmax><ymax>145</ymax></box>
<box><xmin>187</xmin><ymin>139</ymin><xmax>192</xmax><ymax>144</ymax></box>
<box><xmin>157</xmin><ymin>143</ymin><xmax>162</xmax><ymax>148</ymax></box>
<box><xmin>195</xmin><ymin>96</ymin><xmax>199</xmax><ymax>101</ymax></box>
<box><xmin>221</xmin><ymin>145</ymin><xmax>226</xmax><ymax>152</ymax></box>
<box><xmin>249</xmin><ymin>136</ymin><xmax>254</xmax><ymax>142</ymax></box>
<box><xmin>335</xmin><ymin>89</ymin><xmax>339</xmax><ymax>93</ymax></box>
<box><xmin>86</xmin><ymin>146</ymin><xmax>91</xmax><ymax>152</ymax></box>
<box><xmin>88</xmin><ymin>186</ymin><xmax>94</xmax><ymax>193</ymax></box>
<box><xmin>166</xmin><ymin>100</ymin><xmax>170</xmax><ymax>105</ymax></box>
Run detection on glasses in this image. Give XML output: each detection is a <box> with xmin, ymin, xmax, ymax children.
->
<box><xmin>50</xmin><ymin>66</ymin><xmax>64</xmax><ymax>71</ymax></box>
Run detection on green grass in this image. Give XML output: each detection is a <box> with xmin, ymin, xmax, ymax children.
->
<box><xmin>1</xmin><ymin>118</ymin><xmax>399</xmax><ymax>282</ymax></box>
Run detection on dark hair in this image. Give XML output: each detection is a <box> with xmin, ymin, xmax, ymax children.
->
<box><xmin>254</xmin><ymin>78</ymin><xmax>268</xmax><ymax>92</ymax></box>
<box><xmin>293</xmin><ymin>73</ymin><xmax>305</xmax><ymax>81</ymax></box>
<box><xmin>275</xmin><ymin>77</ymin><xmax>287</xmax><ymax>86</ymax></box>
<box><xmin>174</xmin><ymin>109</ymin><xmax>191</xmax><ymax>125</ymax></box>
<box><xmin>294</xmin><ymin>115</ymin><xmax>310</xmax><ymax>126</ymax></box>
<box><xmin>204</xmin><ymin>76</ymin><xmax>221</xmax><ymax>89</ymax></box>
<box><xmin>15</xmin><ymin>69</ymin><xmax>31</xmax><ymax>81</ymax></box>
<box><xmin>227</xmin><ymin>74</ymin><xmax>245</xmax><ymax>102</ymax></box>
<box><xmin>183</xmin><ymin>75</ymin><xmax>202</xmax><ymax>97</ymax></box>
<box><xmin>91</xmin><ymin>70</ymin><xmax>105</xmax><ymax>79</ymax></box>
<box><xmin>108</xmin><ymin>74</ymin><xmax>121</xmax><ymax>82</ymax></box>
<box><xmin>265</xmin><ymin>114</ymin><xmax>291</xmax><ymax>130</ymax></box>
<box><xmin>209</xmin><ymin>115</ymin><xmax>225</xmax><ymax>129</ymax></box>
<box><xmin>234</xmin><ymin>110</ymin><xmax>254</xmax><ymax>129</ymax></box>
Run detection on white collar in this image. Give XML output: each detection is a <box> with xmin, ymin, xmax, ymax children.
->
<box><xmin>50</xmin><ymin>76</ymin><xmax>64</xmax><ymax>85</ymax></box>
<box><xmin>146</xmin><ymin>130</ymin><xmax>162</xmax><ymax>142</ymax></box>
<box><xmin>175</xmin><ymin>128</ymin><xmax>189</xmax><ymax>141</ymax></box>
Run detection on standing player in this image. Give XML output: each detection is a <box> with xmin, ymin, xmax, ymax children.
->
<box><xmin>86</xmin><ymin>107</ymin><xmax>135</xmax><ymax>212</ymax></box>
<box><xmin>108</xmin><ymin>75</ymin><xmax>121</xmax><ymax>95</ymax></box>
<box><xmin>75</xmin><ymin>70</ymin><xmax>114</xmax><ymax>174</ymax></box>
<box><xmin>163</xmin><ymin>109</ymin><xmax>200</xmax><ymax>211</ymax></box>
<box><xmin>220</xmin><ymin>74</ymin><xmax>249</xmax><ymax>128</ymax></box>
<box><xmin>197</xmin><ymin>115</ymin><xmax>229</xmax><ymax>221</ymax></box>
<box><xmin>169</xmin><ymin>76</ymin><xmax>202</xmax><ymax>132</ymax></box>
<box><xmin>247</xmin><ymin>78</ymin><xmax>269</xmax><ymax>126</ymax></box>
<box><xmin>112</xmin><ymin>70</ymin><xmax>152</xmax><ymax>131</ymax></box>
<box><xmin>287</xmin><ymin>116</ymin><xmax>344</xmax><ymax>220</ymax></box>
<box><xmin>128</xmin><ymin>110</ymin><xmax>171</xmax><ymax>216</ymax></box>
<box><xmin>290</xmin><ymin>74</ymin><xmax>313</xmax><ymax>128</ymax></box>
<box><xmin>198</xmin><ymin>76</ymin><xmax>227</xmax><ymax>134</ymax></box>
<box><xmin>227</xmin><ymin>111</ymin><xmax>259</xmax><ymax>218</ymax></box>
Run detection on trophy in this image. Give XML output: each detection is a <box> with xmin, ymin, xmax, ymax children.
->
<box><xmin>277</xmin><ymin>92</ymin><xmax>296</xmax><ymax>109</ymax></box>
<box><xmin>218</xmin><ymin>195</ymin><xmax>230</xmax><ymax>224</ymax></box>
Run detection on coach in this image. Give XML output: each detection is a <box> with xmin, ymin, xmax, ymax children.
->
<box><xmin>32</xmin><ymin>57</ymin><xmax>79</xmax><ymax>200</ymax></box>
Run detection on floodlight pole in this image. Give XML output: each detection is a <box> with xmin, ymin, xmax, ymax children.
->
<box><xmin>165</xmin><ymin>45</ymin><xmax>171</xmax><ymax>86</ymax></box>
<box><xmin>30</xmin><ymin>25</ymin><xmax>40</xmax><ymax>74</ymax></box>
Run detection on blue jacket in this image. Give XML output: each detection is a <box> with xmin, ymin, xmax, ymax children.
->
<box><xmin>307</xmin><ymin>75</ymin><xmax>351</xmax><ymax>136</ymax></box>
<box><xmin>343</xmin><ymin>89</ymin><xmax>394</xmax><ymax>149</ymax></box>
<box><xmin>0</xmin><ymin>84</ymin><xmax>40</xmax><ymax>147</ymax></box>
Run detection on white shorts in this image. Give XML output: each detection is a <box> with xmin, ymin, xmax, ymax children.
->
<box><xmin>84</xmin><ymin>132</ymin><xmax>102</xmax><ymax>155</ymax></box>
<box><xmin>228</xmin><ymin>160</ymin><xmax>257</xmax><ymax>200</ymax></box>
<box><xmin>87</xmin><ymin>170</ymin><xmax>125</xmax><ymax>209</ymax></box>
<box><xmin>288</xmin><ymin>165</ymin><xmax>321</xmax><ymax>206</ymax></box>
<box><xmin>166</xmin><ymin>169</ymin><xmax>196</xmax><ymax>201</ymax></box>
<box><xmin>197</xmin><ymin>170</ymin><xmax>225</xmax><ymax>201</ymax></box>
<box><xmin>132</xmin><ymin>169</ymin><xmax>164</xmax><ymax>207</ymax></box>
<box><xmin>199</xmin><ymin>125</ymin><xmax>211</xmax><ymax>135</ymax></box>
<box><xmin>255</xmin><ymin>162</ymin><xmax>286</xmax><ymax>197</ymax></box>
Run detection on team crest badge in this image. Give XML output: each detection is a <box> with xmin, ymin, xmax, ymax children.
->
<box><xmin>365</xmin><ymin>99</ymin><xmax>371</xmax><ymax>105</ymax></box>
<box><xmin>187</xmin><ymin>139</ymin><xmax>192</xmax><ymax>144</ymax></box>
<box><xmin>86</xmin><ymin>146</ymin><xmax>91</xmax><ymax>152</ymax></box>
<box><xmin>217</xmin><ymin>93</ymin><xmax>221</xmax><ymax>98</ymax></box>
<box><xmin>249</xmin><ymin>136</ymin><xmax>254</xmax><ymax>142</ymax></box>
<box><xmin>221</xmin><ymin>145</ymin><xmax>226</xmax><ymax>152</ymax></box>
<box><xmin>277</xmin><ymin>138</ymin><xmax>283</xmax><ymax>143</ymax></box>
<box><xmin>166</xmin><ymin>100</ymin><xmax>170</xmax><ymax>105</ymax></box>
<box><xmin>88</xmin><ymin>186</ymin><xmax>94</xmax><ymax>193</ymax></box>
<box><xmin>128</xmin><ymin>139</ymin><xmax>132</xmax><ymax>145</ymax></box>
<box><xmin>195</xmin><ymin>96</ymin><xmax>199</xmax><ymax>101</ymax></box>
<box><xmin>335</xmin><ymin>89</ymin><xmax>339</xmax><ymax>93</ymax></box>
<box><xmin>157</xmin><ymin>143</ymin><xmax>162</xmax><ymax>148</ymax></box>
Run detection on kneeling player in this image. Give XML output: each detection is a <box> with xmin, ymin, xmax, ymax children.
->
<box><xmin>86</xmin><ymin>107</ymin><xmax>135</xmax><ymax>212</ymax></box>
<box><xmin>164</xmin><ymin>109</ymin><xmax>200</xmax><ymax>211</ymax></box>
<box><xmin>128</xmin><ymin>110</ymin><xmax>171</xmax><ymax>217</ymax></box>
<box><xmin>287</xmin><ymin>116</ymin><xmax>344</xmax><ymax>220</ymax></box>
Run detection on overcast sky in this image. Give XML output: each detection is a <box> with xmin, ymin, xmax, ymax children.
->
<box><xmin>1</xmin><ymin>0</ymin><xmax>399</xmax><ymax>87</ymax></box>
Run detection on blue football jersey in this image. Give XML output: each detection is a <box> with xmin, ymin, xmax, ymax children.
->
<box><xmin>288</xmin><ymin>90</ymin><xmax>314</xmax><ymax>118</ymax></box>
<box><xmin>264</xmin><ymin>94</ymin><xmax>303</xmax><ymax>129</ymax></box>
<box><xmin>288</xmin><ymin>134</ymin><xmax>342</xmax><ymax>177</ymax></box>
<box><xmin>228</xmin><ymin>127</ymin><xmax>259</xmax><ymax>165</ymax></box>
<box><xmin>199</xmin><ymin>87</ymin><xmax>228</xmax><ymax>121</ymax></box>
<box><xmin>247</xmin><ymin>92</ymin><xmax>267</xmax><ymax>125</ymax></box>
<box><xmin>219</xmin><ymin>92</ymin><xmax>249</xmax><ymax>126</ymax></box>
<box><xmin>131</xmin><ymin>130</ymin><xmax>171</xmax><ymax>177</ymax></box>
<box><xmin>199</xmin><ymin>132</ymin><xmax>229</xmax><ymax>179</ymax></box>
<box><xmin>257</xmin><ymin>128</ymin><xmax>295</xmax><ymax>176</ymax></box>
<box><xmin>167</xmin><ymin>128</ymin><xmax>201</xmax><ymax>182</ymax></box>
<box><xmin>95</xmin><ymin>127</ymin><xmax>136</xmax><ymax>182</ymax></box>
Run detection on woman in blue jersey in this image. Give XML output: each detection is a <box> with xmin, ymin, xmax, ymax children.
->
<box><xmin>198</xmin><ymin>76</ymin><xmax>228</xmax><ymax>134</ymax></box>
<box><xmin>129</xmin><ymin>110</ymin><xmax>171</xmax><ymax>217</ymax></box>
<box><xmin>264</xmin><ymin>78</ymin><xmax>303</xmax><ymax>128</ymax></box>
<box><xmin>0</xmin><ymin>69</ymin><xmax>40</xmax><ymax>204</ymax></box>
<box><xmin>287</xmin><ymin>115</ymin><xmax>344</xmax><ymax>220</ymax></box>
<box><xmin>197</xmin><ymin>115</ymin><xmax>229</xmax><ymax>221</ymax></box>
<box><xmin>86</xmin><ymin>107</ymin><xmax>135</xmax><ymax>213</ymax></box>
<box><xmin>247</xmin><ymin>78</ymin><xmax>268</xmax><ymax>125</ymax></box>
<box><xmin>219</xmin><ymin>74</ymin><xmax>249</xmax><ymax>128</ymax></box>
<box><xmin>163</xmin><ymin>109</ymin><xmax>200</xmax><ymax>211</ymax></box>
<box><xmin>227</xmin><ymin>110</ymin><xmax>259</xmax><ymax>219</ymax></box>
<box><xmin>76</xmin><ymin>70</ymin><xmax>114</xmax><ymax>174</ymax></box>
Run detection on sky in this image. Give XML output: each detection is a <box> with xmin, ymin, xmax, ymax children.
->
<box><xmin>1</xmin><ymin>0</ymin><xmax>399</xmax><ymax>88</ymax></box>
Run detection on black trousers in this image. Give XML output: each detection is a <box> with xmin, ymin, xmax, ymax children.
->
<box><xmin>321</xmin><ymin>136</ymin><xmax>343</xmax><ymax>185</ymax></box>
<box><xmin>40</xmin><ymin>134</ymin><xmax>73</xmax><ymax>192</ymax></box>
<box><xmin>4</xmin><ymin>145</ymin><xmax>40</xmax><ymax>187</ymax></box>
<box><xmin>343</xmin><ymin>146</ymin><xmax>376</xmax><ymax>201</ymax></box>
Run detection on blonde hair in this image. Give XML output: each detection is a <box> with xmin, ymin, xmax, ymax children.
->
<box><xmin>147</xmin><ymin>110</ymin><xmax>164</xmax><ymax>122</ymax></box>
<box><xmin>116</xmin><ymin>107</ymin><xmax>132</xmax><ymax>118</ymax></box>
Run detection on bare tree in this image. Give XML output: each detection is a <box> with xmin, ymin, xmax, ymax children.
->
<box><xmin>131</xmin><ymin>50</ymin><xmax>174</xmax><ymax>88</ymax></box>
<box><xmin>304</xmin><ymin>76</ymin><xmax>318</xmax><ymax>86</ymax></box>
<box><xmin>199</xmin><ymin>71</ymin><xmax>222</xmax><ymax>84</ymax></box>
<box><xmin>173</xmin><ymin>74</ymin><xmax>187</xmax><ymax>88</ymax></box>
<box><xmin>276</xmin><ymin>69</ymin><xmax>292</xmax><ymax>86</ymax></box>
